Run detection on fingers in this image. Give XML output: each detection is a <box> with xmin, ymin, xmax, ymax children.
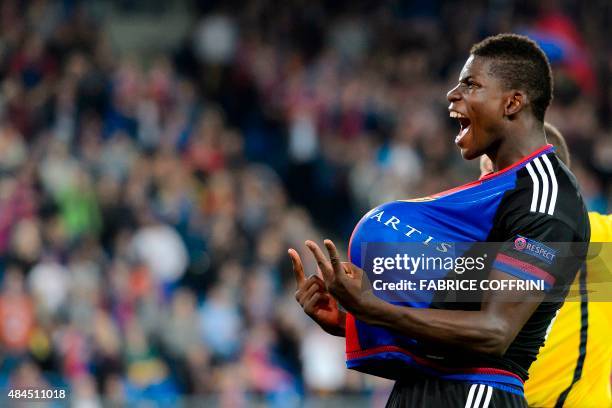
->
<box><xmin>341</xmin><ymin>262</ymin><xmax>353</xmax><ymax>277</ymax></box>
<box><xmin>303</xmin><ymin>292</ymin><xmax>322</xmax><ymax>314</ymax></box>
<box><xmin>288</xmin><ymin>248</ymin><xmax>306</xmax><ymax>286</ymax></box>
<box><xmin>324</xmin><ymin>239</ymin><xmax>343</xmax><ymax>277</ymax></box>
<box><xmin>295</xmin><ymin>275</ymin><xmax>325</xmax><ymax>301</ymax></box>
<box><xmin>306</xmin><ymin>240</ymin><xmax>334</xmax><ymax>282</ymax></box>
<box><xmin>315</xmin><ymin>266</ymin><xmax>324</xmax><ymax>280</ymax></box>
<box><xmin>296</xmin><ymin>279</ymin><xmax>322</xmax><ymax>306</ymax></box>
<box><xmin>310</xmin><ymin>274</ymin><xmax>325</xmax><ymax>288</ymax></box>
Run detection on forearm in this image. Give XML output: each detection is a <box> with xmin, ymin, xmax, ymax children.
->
<box><xmin>301</xmin><ymin>241</ymin><xmax>541</xmax><ymax>355</ymax></box>
<box><xmin>356</xmin><ymin>298</ymin><xmax>509</xmax><ymax>355</ymax></box>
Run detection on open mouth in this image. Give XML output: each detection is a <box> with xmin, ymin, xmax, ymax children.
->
<box><xmin>449</xmin><ymin>110</ymin><xmax>471</xmax><ymax>144</ymax></box>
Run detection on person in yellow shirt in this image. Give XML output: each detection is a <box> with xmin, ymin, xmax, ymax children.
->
<box><xmin>480</xmin><ymin>122</ymin><xmax>611</xmax><ymax>407</ymax></box>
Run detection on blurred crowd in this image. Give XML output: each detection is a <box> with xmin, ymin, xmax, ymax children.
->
<box><xmin>0</xmin><ymin>0</ymin><xmax>609</xmax><ymax>405</ymax></box>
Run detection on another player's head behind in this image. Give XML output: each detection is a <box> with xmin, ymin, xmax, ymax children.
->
<box><xmin>447</xmin><ymin>33</ymin><xmax>553</xmax><ymax>161</ymax></box>
<box><xmin>479</xmin><ymin>122</ymin><xmax>570</xmax><ymax>177</ymax></box>
<box><xmin>541</xmin><ymin>122</ymin><xmax>570</xmax><ymax>167</ymax></box>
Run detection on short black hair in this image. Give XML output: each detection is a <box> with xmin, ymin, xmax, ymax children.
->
<box><xmin>470</xmin><ymin>33</ymin><xmax>553</xmax><ymax>122</ymax></box>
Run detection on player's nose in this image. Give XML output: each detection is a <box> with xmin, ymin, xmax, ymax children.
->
<box><xmin>447</xmin><ymin>85</ymin><xmax>461</xmax><ymax>103</ymax></box>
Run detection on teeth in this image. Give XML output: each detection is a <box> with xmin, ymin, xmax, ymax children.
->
<box><xmin>449</xmin><ymin>111</ymin><xmax>467</xmax><ymax>119</ymax></box>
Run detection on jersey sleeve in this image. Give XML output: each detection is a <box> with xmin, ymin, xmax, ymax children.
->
<box><xmin>491</xmin><ymin>190</ymin><xmax>581</xmax><ymax>292</ymax></box>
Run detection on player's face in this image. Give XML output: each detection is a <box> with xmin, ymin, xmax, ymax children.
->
<box><xmin>447</xmin><ymin>55</ymin><xmax>507</xmax><ymax>160</ymax></box>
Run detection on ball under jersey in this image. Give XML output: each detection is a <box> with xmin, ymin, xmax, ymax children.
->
<box><xmin>525</xmin><ymin>212</ymin><xmax>612</xmax><ymax>408</ymax></box>
<box><xmin>345</xmin><ymin>145</ymin><xmax>590</xmax><ymax>396</ymax></box>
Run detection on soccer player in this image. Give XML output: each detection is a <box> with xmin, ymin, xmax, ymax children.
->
<box><xmin>481</xmin><ymin>123</ymin><xmax>612</xmax><ymax>407</ymax></box>
<box><xmin>290</xmin><ymin>34</ymin><xmax>591</xmax><ymax>407</ymax></box>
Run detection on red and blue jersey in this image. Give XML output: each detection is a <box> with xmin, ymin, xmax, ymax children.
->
<box><xmin>346</xmin><ymin>145</ymin><xmax>590</xmax><ymax>395</ymax></box>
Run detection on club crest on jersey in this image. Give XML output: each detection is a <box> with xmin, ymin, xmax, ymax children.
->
<box><xmin>513</xmin><ymin>235</ymin><xmax>557</xmax><ymax>264</ymax></box>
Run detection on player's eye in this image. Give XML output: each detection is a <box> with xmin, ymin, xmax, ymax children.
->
<box><xmin>458</xmin><ymin>80</ymin><xmax>475</xmax><ymax>90</ymax></box>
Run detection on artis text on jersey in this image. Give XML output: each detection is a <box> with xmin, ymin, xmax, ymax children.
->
<box><xmin>365</xmin><ymin>208</ymin><xmax>452</xmax><ymax>253</ymax></box>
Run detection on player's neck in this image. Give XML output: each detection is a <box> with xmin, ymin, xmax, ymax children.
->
<box><xmin>488</xmin><ymin>122</ymin><xmax>547</xmax><ymax>171</ymax></box>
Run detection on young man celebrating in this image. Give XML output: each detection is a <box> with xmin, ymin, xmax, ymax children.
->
<box><xmin>290</xmin><ymin>34</ymin><xmax>590</xmax><ymax>407</ymax></box>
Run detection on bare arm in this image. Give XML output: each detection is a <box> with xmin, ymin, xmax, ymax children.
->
<box><xmin>356</xmin><ymin>267</ymin><xmax>543</xmax><ymax>355</ymax></box>
<box><xmin>308</xmin><ymin>240</ymin><xmax>545</xmax><ymax>356</ymax></box>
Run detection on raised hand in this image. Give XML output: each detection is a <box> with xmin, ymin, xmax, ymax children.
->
<box><xmin>289</xmin><ymin>247</ymin><xmax>345</xmax><ymax>337</ymax></box>
<box><xmin>305</xmin><ymin>239</ymin><xmax>374</xmax><ymax>318</ymax></box>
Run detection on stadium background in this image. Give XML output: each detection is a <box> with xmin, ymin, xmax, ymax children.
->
<box><xmin>0</xmin><ymin>0</ymin><xmax>609</xmax><ymax>406</ymax></box>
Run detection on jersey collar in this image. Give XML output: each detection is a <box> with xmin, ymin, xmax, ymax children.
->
<box><xmin>432</xmin><ymin>144</ymin><xmax>554</xmax><ymax>198</ymax></box>
<box><xmin>479</xmin><ymin>144</ymin><xmax>554</xmax><ymax>181</ymax></box>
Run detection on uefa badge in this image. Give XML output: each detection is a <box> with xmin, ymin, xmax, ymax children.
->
<box><xmin>514</xmin><ymin>236</ymin><xmax>527</xmax><ymax>251</ymax></box>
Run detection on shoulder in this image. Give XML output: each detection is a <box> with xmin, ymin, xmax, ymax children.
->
<box><xmin>513</xmin><ymin>153</ymin><xmax>581</xmax><ymax>217</ymax></box>
<box><xmin>494</xmin><ymin>153</ymin><xmax>589</xmax><ymax>242</ymax></box>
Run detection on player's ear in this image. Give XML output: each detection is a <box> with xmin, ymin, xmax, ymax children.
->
<box><xmin>504</xmin><ymin>91</ymin><xmax>525</xmax><ymax>118</ymax></box>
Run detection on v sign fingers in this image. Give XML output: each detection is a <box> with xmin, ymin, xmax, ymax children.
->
<box><xmin>289</xmin><ymin>243</ymin><xmax>346</xmax><ymax>337</ymax></box>
<box><xmin>305</xmin><ymin>240</ymin><xmax>334</xmax><ymax>284</ymax></box>
<box><xmin>324</xmin><ymin>239</ymin><xmax>344</xmax><ymax>279</ymax></box>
